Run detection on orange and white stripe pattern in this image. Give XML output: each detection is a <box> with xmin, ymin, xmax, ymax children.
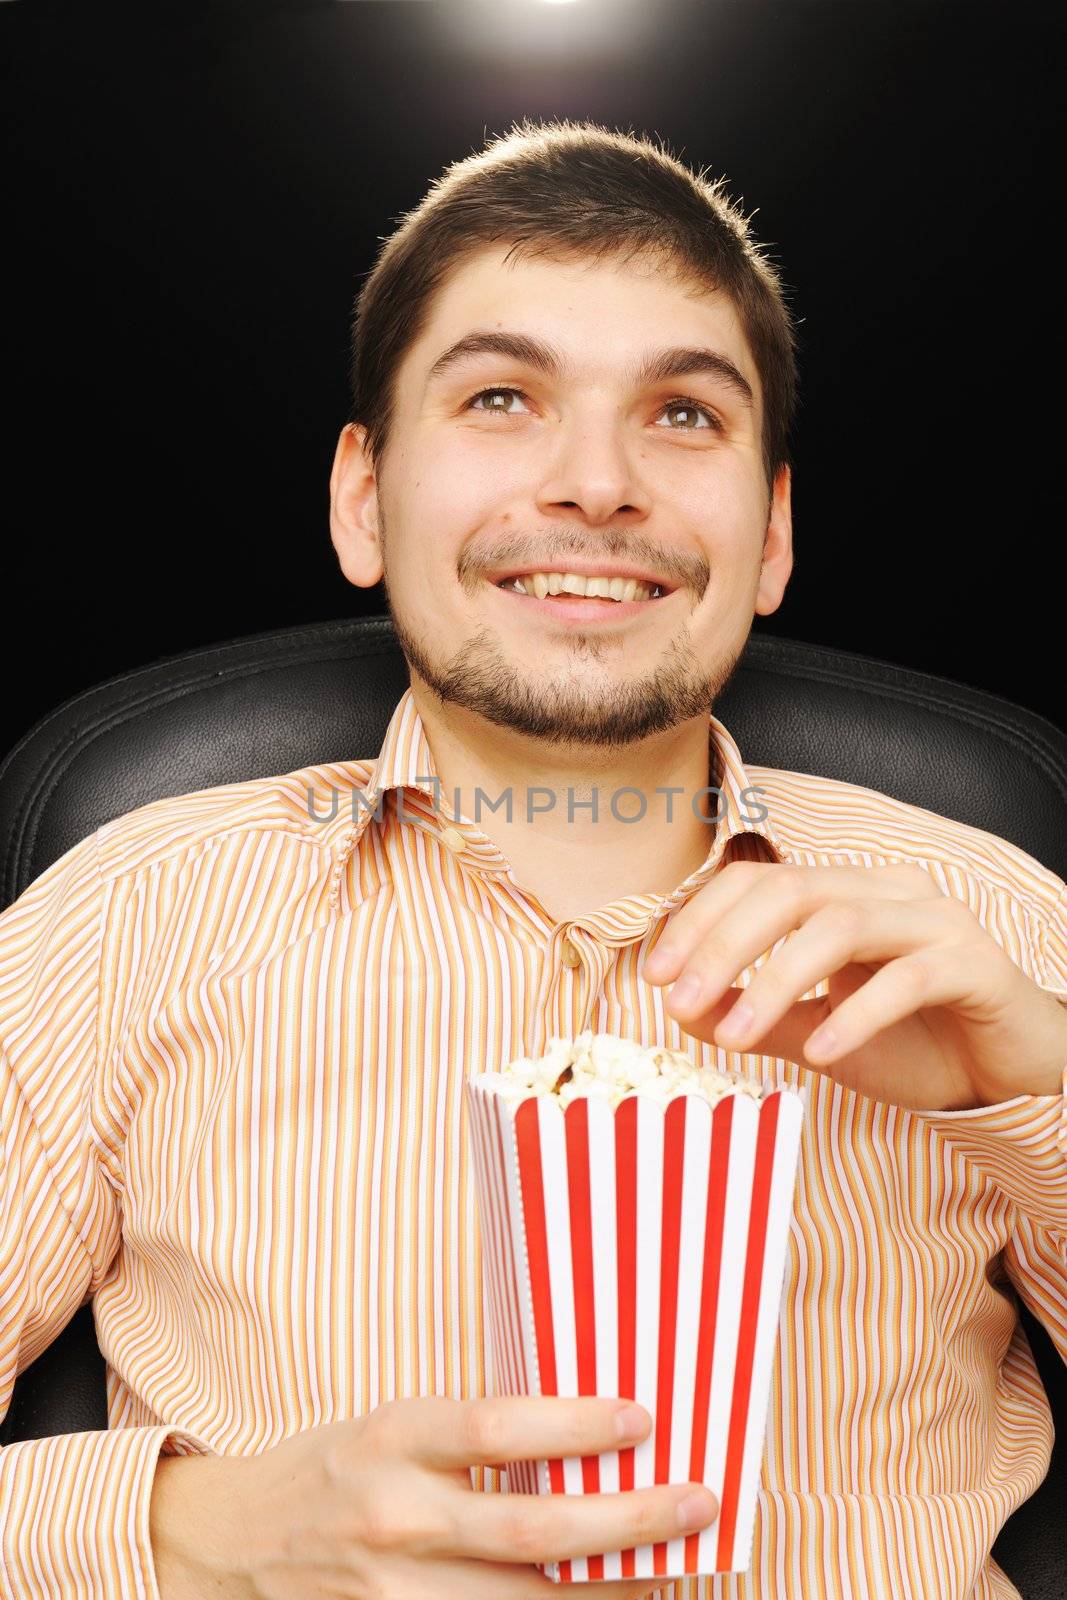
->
<box><xmin>2</xmin><ymin>684</ymin><xmax>1065</xmax><ymax>1599</ymax></box>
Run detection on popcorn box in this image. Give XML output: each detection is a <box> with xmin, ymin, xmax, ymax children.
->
<box><xmin>465</xmin><ymin>1070</ymin><xmax>805</xmax><ymax>1582</ymax></box>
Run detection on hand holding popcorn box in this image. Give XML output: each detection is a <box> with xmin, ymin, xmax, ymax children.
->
<box><xmin>465</xmin><ymin>1032</ymin><xmax>805</xmax><ymax>1583</ymax></box>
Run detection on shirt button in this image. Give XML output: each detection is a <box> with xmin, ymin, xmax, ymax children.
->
<box><xmin>561</xmin><ymin>938</ymin><xmax>581</xmax><ymax>968</ymax></box>
<box><xmin>439</xmin><ymin>826</ymin><xmax>465</xmax><ymax>855</ymax></box>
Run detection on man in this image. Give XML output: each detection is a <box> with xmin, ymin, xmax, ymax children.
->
<box><xmin>1</xmin><ymin>118</ymin><xmax>1065</xmax><ymax>1600</ymax></box>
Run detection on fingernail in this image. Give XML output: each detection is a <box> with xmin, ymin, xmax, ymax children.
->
<box><xmin>614</xmin><ymin>1403</ymin><xmax>649</xmax><ymax>1441</ymax></box>
<box><xmin>718</xmin><ymin>1000</ymin><xmax>753</xmax><ymax>1039</ymax></box>
<box><xmin>677</xmin><ymin>1488</ymin><xmax>718</xmax><ymax>1531</ymax></box>
<box><xmin>671</xmin><ymin>974</ymin><xmax>702</xmax><ymax>1007</ymax></box>
<box><xmin>807</xmin><ymin>1023</ymin><xmax>837</xmax><ymax>1057</ymax></box>
<box><xmin>642</xmin><ymin>946</ymin><xmax>675</xmax><ymax>979</ymax></box>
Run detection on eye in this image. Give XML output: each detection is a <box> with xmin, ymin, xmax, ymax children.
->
<box><xmin>465</xmin><ymin>386</ymin><xmax>722</xmax><ymax>432</ymax></box>
<box><xmin>654</xmin><ymin>397</ymin><xmax>721</xmax><ymax>432</ymax></box>
<box><xmin>466</xmin><ymin>386</ymin><xmax>532</xmax><ymax>416</ymax></box>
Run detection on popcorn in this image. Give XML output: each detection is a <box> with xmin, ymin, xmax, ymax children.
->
<box><xmin>470</xmin><ymin>1029</ymin><xmax>765</xmax><ymax>1110</ymax></box>
<box><xmin>465</xmin><ymin>1032</ymin><xmax>805</xmax><ymax>1582</ymax></box>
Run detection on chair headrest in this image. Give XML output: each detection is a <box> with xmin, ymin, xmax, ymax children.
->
<box><xmin>1</xmin><ymin>616</ymin><xmax>1064</xmax><ymax>907</ymax></box>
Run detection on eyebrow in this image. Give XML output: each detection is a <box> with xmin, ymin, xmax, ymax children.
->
<box><xmin>424</xmin><ymin>329</ymin><xmax>755</xmax><ymax>411</ymax></box>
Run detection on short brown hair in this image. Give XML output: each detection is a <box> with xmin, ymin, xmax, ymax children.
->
<box><xmin>347</xmin><ymin>116</ymin><xmax>800</xmax><ymax>501</ymax></box>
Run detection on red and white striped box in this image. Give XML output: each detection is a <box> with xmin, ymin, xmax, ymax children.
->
<box><xmin>465</xmin><ymin>1074</ymin><xmax>805</xmax><ymax>1582</ymax></box>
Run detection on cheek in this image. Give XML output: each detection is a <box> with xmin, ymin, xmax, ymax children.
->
<box><xmin>687</xmin><ymin>464</ymin><xmax>760</xmax><ymax>523</ymax></box>
<box><xmin>403</xmin><ymin>453</ymin><xmax>502</xmax><ymax>540</ymax></box>
<box><xmin>688</xmin><ymin>478</ymin><xmax>767</xmax><ymax>572</ymax></box>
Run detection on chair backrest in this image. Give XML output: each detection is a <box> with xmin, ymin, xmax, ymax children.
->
<box><xmin>1</xmin><ymin>616</ymin><xmax>1064</xmax><ymax>1593</ymax></box>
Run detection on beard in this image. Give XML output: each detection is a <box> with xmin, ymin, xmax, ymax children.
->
<box><xmin>389</xmin><ymin>606</ymin><xmax>746</xmax><ymax>752</ymax></box>
<box><xmin>378</xmin><ymin>526</ymin><xmax>745</xmax><ymax>756</ymax></box>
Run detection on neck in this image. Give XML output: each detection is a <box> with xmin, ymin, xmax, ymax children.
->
<box><xmin>409</xmin><ymin>686</ymin><xmax>722</xmax><ymax>921</ymax></box>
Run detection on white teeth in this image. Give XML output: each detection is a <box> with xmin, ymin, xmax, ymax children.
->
<box><xmin>501</xmin><ymin>571</ymin><xmax>658</xmax><ymax>601</ymax></box>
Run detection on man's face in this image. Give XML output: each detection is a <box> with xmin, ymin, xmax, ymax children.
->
<box><xmin>332</xmin><ymin>243</ymin><xmax>792</xmax><ymax>750</ymax></box>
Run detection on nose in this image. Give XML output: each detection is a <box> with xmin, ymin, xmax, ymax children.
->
<box><xmin>534</xmin><ymin>413</ymin><xmax>653</xmax><ymax>525</ymax></box>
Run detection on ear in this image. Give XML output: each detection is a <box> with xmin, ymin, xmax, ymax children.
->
<box><xmin>329</xmin><ymin>423</ymin><xmax>385</xmax><ymax>587</ymax></box>
<box><xmin>754</xmin><ymin>463</ymin><xmax>793</xmax><ymax>617</ymax></box>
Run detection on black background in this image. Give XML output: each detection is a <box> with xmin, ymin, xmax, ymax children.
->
<box><xmin>2</xmin><ymin>0</ymin><xmax>1063</xmax><ymax>761</ymax></box>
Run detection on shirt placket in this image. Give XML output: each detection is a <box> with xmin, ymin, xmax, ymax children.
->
<box><xmin>524</xmin><ymin>923</ymin><xmax>612</xmax><ymax>1058</ymax></box>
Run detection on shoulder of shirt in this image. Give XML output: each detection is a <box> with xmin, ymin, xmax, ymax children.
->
<box><xmin>746</xmin><ymin>761</ymin><xmax>1065</xmax><ymax>924</ymax></box>
<box><xmin>93</xmin><ymin>758</ymin><xmax>377</xmax><ymax>884</ymax></box>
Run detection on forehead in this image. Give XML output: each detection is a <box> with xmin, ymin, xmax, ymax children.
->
<box><xmin>403</xmin><ymin>242</ymin><xmax>760</xmax><ymax>412</ymax></box>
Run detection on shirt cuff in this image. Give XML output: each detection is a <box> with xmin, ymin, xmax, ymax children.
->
<box><xmin>0</xmin><ymin>1423</ymin><xmax>216</xmax><ymax>1600</ymax></box>
<box><xmin>910</xmin><ymin>1063</ymin><xmax>1067</xmax><ymax>1235</ymax></box>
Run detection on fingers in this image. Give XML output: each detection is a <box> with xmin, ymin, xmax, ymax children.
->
<box><xmin>675</xmin><ymin>898</ymin><xmax>943</xmax><ymax>1041</ymax></box>
<box><xmin>438</xmin><ymin>1557</ymin><xmax>668</xmax><ymax>1598</ymax></box>
<box><xmin>380</xmin><ymin>1394</ymin><xmax>651</xmax><ymax>1472</ymax></box>
<box><xmin>800</xmin><ymin>944</ymin><xmax>992</xmax><ymax>1065</ymax></box>
<box><xmin>643</xmin><ymin>859</ymin><xmax>941</xmax><ymax>993</ymax></box>
<box><xmin>448</xmin><ymin>1481</ymin><xmax>720</xmax><ymax>1567</ymax></box>
<box><xmin>407</xmin><ymin>1556</ymin><xmax>558</xmax><ymax>1598</ymax></box>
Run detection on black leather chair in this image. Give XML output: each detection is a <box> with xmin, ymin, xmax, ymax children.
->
<box><xmin>1</xmin><ymin>616</ymin><xmax>1064</xmax><ymax>1597</ymax></box>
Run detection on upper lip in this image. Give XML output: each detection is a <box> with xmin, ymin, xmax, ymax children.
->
<box><xmin>488</xmin><ymin>561</ymin><xmax>675</xmax><ymax>593</ymax></box>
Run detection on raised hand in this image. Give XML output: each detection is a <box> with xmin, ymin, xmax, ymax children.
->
<box><xmin>642</xmin><ymin>860</ymin><xmax>1067</xmax><ymax>1112</ymax></box>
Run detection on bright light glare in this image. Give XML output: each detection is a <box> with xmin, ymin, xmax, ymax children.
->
<box><xmin>427</xmin><ymin>0</ymin><xmax>660</xmax><ymax>61</ymax></box>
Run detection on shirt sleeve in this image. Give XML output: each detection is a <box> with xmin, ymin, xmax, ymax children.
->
<box><xmin>909</xmin><ymin>881</ymin><xmax>1067</xmax><ymax>1362</ymax></box>
<box><xmin>0</xmin><ymin>828</ymin><xmax>216</xmax><ymax>1599</ymax></box>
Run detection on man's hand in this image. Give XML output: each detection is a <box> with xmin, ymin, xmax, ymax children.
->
<box><xmin>150</xmin><ymin>1394</ymin><xmax>719</xmax><ymax>1599</ymax></box>
<box><xmin>641</xmin><ymin>860</ymin><xmax>1067</xmax><ymax>1112</ymax></box>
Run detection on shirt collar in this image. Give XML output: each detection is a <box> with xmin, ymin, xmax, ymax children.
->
<box><xmin>326</xmin><ymin>687</ymin><xmax>789</xmax><ymax>914</ymax></box>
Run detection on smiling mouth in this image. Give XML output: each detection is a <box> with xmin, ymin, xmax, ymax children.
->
<box><xmin>493</xmin><ymin>577</ymin><xmax>673</xmax><ymax>603</ymax></box>
<box><xmin>487</xmin><ymin>577</ymin><xmax>676</xmax><ymax>626</ymax></box>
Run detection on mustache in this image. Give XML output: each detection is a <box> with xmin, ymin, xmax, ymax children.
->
<box><xmin>460</xmin><ymin>537</ymin><xmax>706</xmax><ymax>591</ymax></box>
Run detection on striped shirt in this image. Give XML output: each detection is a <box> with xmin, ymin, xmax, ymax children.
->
<box><xmin>2</xmin><ymin>684</ymin><xmax>1065</xmax><ymax>1600</ymax></box>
